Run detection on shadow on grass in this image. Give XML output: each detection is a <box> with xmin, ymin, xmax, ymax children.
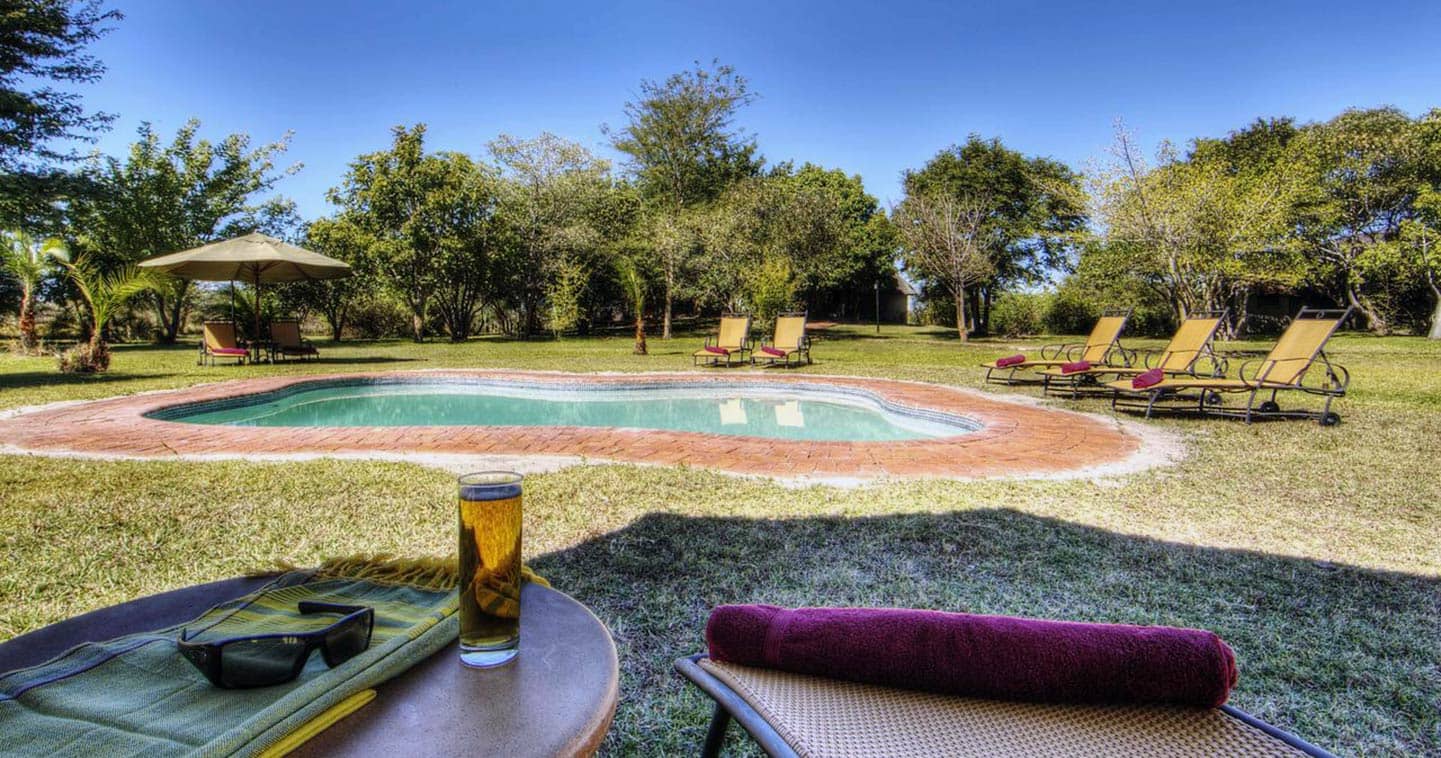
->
<box><xmin>0</xmin><ymin>371</ymin><xmax>165</xmax><ymax>392</ymax></box>
<box><xmin>532</xmin><ymin>509</ymin><xmax>1437</xmax><ymax>756</ymax></box>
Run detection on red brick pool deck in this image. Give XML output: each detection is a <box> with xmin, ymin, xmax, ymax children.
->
<box><xmin>0</xmin><ymin>371</ymin><xmax>1153</xmax><ymax>482</ymax></box>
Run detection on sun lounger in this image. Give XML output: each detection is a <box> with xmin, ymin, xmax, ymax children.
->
<box><xmin>755</xmin><ymin>313</ymin><xmax>811</xmax><ymax>368</ymax></box>
<box><xmin>982</xmin><ymin>309</ymin><xmax>1133</xmax><ymax>385</ymax></box>
<box><xmin>1108</xmin><ymin>307</ymin><xmax>1352</xmax><ymax>425</ymax></box>
<box><xmin>200</xmin><ymin>321</ymin><xmax>249</xmax><ymax>366</ymax></box>
<box><xmin>1041</xmin><ymin>311</ymin><xmax>1228</xmax><ymax>398</ymax></box>
<box><xmin>675</xmin><ymin>654</ymin><xmax>1333</xmax><ymax>757</ymax></box>
<box><xmin>694</xmin><ymin>314</ymin><xmax>753</xmax><ymax>367</ymax></box>
<box><xmin>270</xmin><ymin>319</ymin><xmax>319</xmax><ymax>361</ymax></box>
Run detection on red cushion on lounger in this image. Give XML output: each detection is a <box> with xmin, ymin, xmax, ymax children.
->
<box><xmin>703</xmin><ymin>345</ymin><xmax>730</xmax><ymax>355</ymax></box>
<box><xmin>995</xmin><ymin>354</ymin><xmax>1026</xmax><ymax>367</ymax></box>
<box><xmin>1132</xmin><ymin>368</ymin><xmax>1165</xmax><ymax>389</ymax></box>
<box><xmin>1060</xmin><ymin>360</ymin><xmax>1091</xmax><ymax>374</ymax></box>
<box><xmin>210</xmin><ymin>348</ymin><xmax>248</xmax><ymax>356</ymax></box>
<box><xmin>707</xmin><ymin>605</ymin><xmax>1237</xmax><ymax>708</ymax></box>
<box><xmin>760</xmin><ymin>346</ymin><xmax>788</xmax><ymax>357</ymax></box>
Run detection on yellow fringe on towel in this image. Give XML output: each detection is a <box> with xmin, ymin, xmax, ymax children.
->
<box><xmin>257</xmin><ymin>689</ymin><xmax>377</xmax><ymax>758</ymax></box>
<box><xmin>263</xmin><ymin>553</ymin><xmax>550</xmax><ymax>591</ymax></box>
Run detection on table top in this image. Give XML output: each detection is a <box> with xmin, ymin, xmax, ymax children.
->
<box><xmin>0</xmin><ymin>576</ymin><xmax>618</xmax><ymax>757</ymax></box>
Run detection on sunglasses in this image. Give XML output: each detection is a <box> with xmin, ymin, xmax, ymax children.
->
<box><xmin>177</xmin><ymin>601</ymin><xmax>374</xmax><ymax>689</ymax></box>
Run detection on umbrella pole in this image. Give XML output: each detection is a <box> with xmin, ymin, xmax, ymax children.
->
<box><xmin>254</xmin><ymin>271</ymin><xmax>263</xmax><ymax>364</ymax></box>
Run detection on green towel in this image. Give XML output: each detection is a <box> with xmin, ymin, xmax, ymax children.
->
<box><xmin>0</xmin><ymin>556</ymin><xmax>461</xmax><ymax>757</ymax></box>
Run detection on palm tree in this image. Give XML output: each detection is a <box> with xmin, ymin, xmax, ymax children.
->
<box><xmin>1</xmin><ymin>231</ymin><xmax>65</xmax><ymax>353</ymax></box>
<box><xmin>616</xmin><ymin>256</ymin><xmax>648</xmax><ymax>355</ymax></box>
<box><xmin>49</xmin><ymin>249</ymin><xmax>158</xmax><ymax>372</ymax></box>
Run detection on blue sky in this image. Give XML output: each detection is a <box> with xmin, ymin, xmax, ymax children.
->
<box><xmin>76</xmin><ymin>0</ymin><xmax>1441</xmax><ymax>220</ymax></box>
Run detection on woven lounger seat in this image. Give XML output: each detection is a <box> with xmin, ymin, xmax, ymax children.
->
<box><xmin>676</xmin><ymin>656</ymin><xmax>1332</xmax><ymax>758</ymax></box>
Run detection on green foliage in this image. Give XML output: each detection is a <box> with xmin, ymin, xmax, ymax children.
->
<box><xmin>1</xmin><ymin>230</ymin><xmax>63</xmax><ymax>352</ymax></box>
<box><xmin>67</xmin><ymin>119</ymin><xmax>298</xmax><ymax>342</ymax></box>
<box><xmin>48</xmin><ymin>247</ymin><xmax>157</xmax><ymax>370</ymax></box>
<box><xmin>327</xmin><ymin>125</ymin><xmax>500</xmax><ymax>341</ymax></box>
<box><xmin>606</xmin><ymin>60</ymin><xmax>761</xmax><ymax>337</ymax></box>
<box><xmin>0</xmin><ymin>0</ymin><xmax>120</xmax><ymax>172</ymax></box>
<box><xmin>1042</xmin><ymin>286</ymin><xmax>1098</xmax><ymax>335</ymax></box>
<box><xmin>988</xmin><ymin>291</ymin><xmax>1049</xmax><ymax>337</ymax></box>
<box><xmin>605</xmin><ymin>60</ymin><xmax>760</xmax><ymax>210</ymax></box>
<box><xmin>741</xmin><ymin>255</ymin><xmax>798</xmax><ymax>326</ymax></box>
<box><xmin>1088</xmin><ymin>122</ymin><xmax>1305</xmax><ymax>329</ymax></box>
<box><xmin>904</xmin><ymin>135</ymin><xmax>1088</xmax><ymax>289</ymax></box>
<box><xmin>489</xmin><ymin>132</ymin><xmax>614</xmax><ymax>338</ymax></box>
<box><xmin>614</xmin><ymin>255</ymin><xmax>648</xmax><ymax>354</ymax></box>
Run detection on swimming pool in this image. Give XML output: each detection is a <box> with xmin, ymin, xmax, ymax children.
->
<box><xmin>148</xmin><ymin>378</ymin><xmax>979</xmax><ymax>442</ymax></box>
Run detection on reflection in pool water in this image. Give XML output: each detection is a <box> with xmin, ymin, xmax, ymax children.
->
<box><xmin>152</xmin><ymin>380</ymin><xmax>978</xmax><ymax>442</ymax></box>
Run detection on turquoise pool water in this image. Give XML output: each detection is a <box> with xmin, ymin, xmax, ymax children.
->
<box><xmin>153</xmin><ymin>380</ymin><xmax>976</xmax><ymax>442</ymax></box>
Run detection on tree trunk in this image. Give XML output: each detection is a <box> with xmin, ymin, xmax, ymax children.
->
<box><xmin>163</xmin><ymin>281</ymin><xmax>189</xmax><ymax>343</ymax></box>
<box><xmin>633</xmin><ymin>312</ymin><xmax>647</xmax><ymax>355</ymax></box>
<box><xmin>1428</xmin><ymin>282</ymin><xmax>1441</xmax><ymax>340</ymax></box>
<box><xmin>1345</xmin><ymin>283</ymin><xmax>1388</xmax><ymax>335</ymax></box>
<box><xmin>17</xmin><ymin>286</ymin><xmax>37</xmax><ymax>353</ymax></box>
<box><xmin>662</xmin><ymin>269</ymin><xmax>674</xmax><ymax>340</ymax></box>
<box><xmin>954</xmin><ymin>286</ymin><xmax>968</xmax><ymax>342</ymax></box>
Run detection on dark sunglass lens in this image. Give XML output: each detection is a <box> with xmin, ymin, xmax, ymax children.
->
<box><xmin>323</xmin><ymin>616</ymin><xmax>372</xmax><ymax>666</ymax></box>
<box><xmin>219</xmin><ymin>637</ymin><xmax>310</xmax><ymax>688</ymax></box>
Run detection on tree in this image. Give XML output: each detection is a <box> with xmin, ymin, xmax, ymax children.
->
<box><xmin>1</xmin><ymin>229</ymin><xmax>63</xmax><ymax>352</ymax></box>
<box><xmin>49</xmin><ymin>247</ymin><xmax>157</xmax><ymax>371</ymax></box>
<box><xmin>903</xmin><ymin>136</ymin><xmax>1087</xmax><ymax>332</ymax></box>
<box><xmin>1290</xmin><ymin>107</ymin><xmax>1427</xmax><ymax>333</ymax></box>
<box><xmin>328</xmin><ymin>125</ymin><xmax>497</xmax><ymax>341</ymax></box>
<box><xmin>615</xmin><ymin>255</ymin><xmax>648</xmax><ymax>354</ymax></box>
<box><xmin>606</xmin><ymin>60</ymin><xmax>761</xmax><ymax>338</ymax></box>
<box><xmin>1089</xmin><ymin>123</ymin><xmax>1304</xmax><ymax>330</ymax></box>
<box><xmin>891</xmin><ymin>190</ymin><xmax>994</xmax><ymax>340</ymax></box>
<box><xmin>489</xmin><ymin>132</ymin><xmax>611</xmax><ymax>338</ymax></box>
<box><xmin>287</xmin><ymin>217</ymin><xmax>375</xmax><ymax>341</ymax></box>
<box><xmin>0</xmin><ymin>0</ymin><xmax>119</xmax><ymax>169</ymax></box>
<box><xmin>0</xmin><ymin>1</ymin><xmax>121</xmax><ymax>228</ymax></box>
<box><xmin>68</xmin><ymin>120</ymin><xmax>298</xmax><ymax>342</ymax></box>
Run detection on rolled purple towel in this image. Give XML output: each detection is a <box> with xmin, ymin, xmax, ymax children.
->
<box><xmin>1132</xmin><ymin>367</ymin><xmax>1165</xmax><ymax>389</ymax></box>
<box><xmin>706</xmin><ymin>605</ymin><xmax>1237</xmax><ymax>708</ymax></box>
<box><xmin>1060</xmin><ymin>360</ymin><xmax>1091</xmax><ymax>374</ymax></box>
<box><xmin>703</xmin><ymin>345</ymin><xmax>730</xmax><ymax>355</ymax></box>
<box><xmin>995</xmin><ymin>354</ymin><xmax>1026</xmax><ymax>368</ymax></box>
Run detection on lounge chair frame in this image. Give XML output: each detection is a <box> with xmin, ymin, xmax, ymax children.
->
<box><xmin>269</xmin><ymin>318</ymin><xmax>320</xmax><ymax>362</ymax></box>
<box><xmin>984</xmin><ymin>308</ymin><xmax>1135</xmax><ymax>386</ymax></box>
<box><xmin>694</xmin><ymin>314</ymin><xmax>754</xmax><ymax>367</ymax></box>
<box><xmin>1041</xmin><ymin>310</ymin><xmax>1229</xmax><ymax>399</ymax></box>
<box><xmin>675</xmin><ymin>654</ymin><xmax>1333</xmax><ymax>758</ymax></box>
<box><xmin>1111</xmin><ymin>307</ymin><xmax>1352</xmax><ymax>426</ymax></box>
<box><xmin>755</xmin><ymin>312</ymin><xmax>811</xmax><ymax>368</ymax></box>
<box><xmin>199</xmin><ymin>321</ymin><xmax>249</xmax><ymax>367</ymax></box>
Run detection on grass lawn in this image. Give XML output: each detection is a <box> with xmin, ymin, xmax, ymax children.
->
<box><xmin>1</xmin><ymin>324</ymin><xmax>1438</xmax><ymax>755</ymax></box>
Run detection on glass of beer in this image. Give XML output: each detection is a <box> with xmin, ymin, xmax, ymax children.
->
<box><xmin>457</xmin><ymin>471</ymin><xmax>523</xmax><ymax>668</ymax></box>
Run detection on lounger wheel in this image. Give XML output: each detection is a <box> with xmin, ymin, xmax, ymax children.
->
<box><xmin>1258</xmin><ymin>400</ymin><xmax>1280</xmax><ymax>414</ymax></box>
<box><xmin>1203</xmin><ymin>390</ymin><xmax>1223</xmax><ymax>406</ymax></box>
<box><xmin>1320</xmin><ymin>412</ymin><xmax>1341</xmax><ymax>427</ymax></box>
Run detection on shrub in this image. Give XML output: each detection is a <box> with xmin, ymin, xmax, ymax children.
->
<box><xmin>1043</xmin><ymin>289</ymin><xmax>1098</xmax><ymax>335</ymax></box>
<box><xmin>345</xmin><ymin>297</ymin><xmax>411</xmax><ymax>340</ymax></box>
<box><xmin>57</xmin><ymin>341</ymin><xmax>110</xmax><ymax>373</ymax></box>
<box><xmin>989</xmin><ymin>292</ymin><xmax>1049</xmax><ymax>337</ymax></box>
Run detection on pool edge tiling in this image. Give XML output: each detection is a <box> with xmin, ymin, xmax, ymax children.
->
<box><xmin>0</xmin><ymin>370</ymin><xmax>1154</xmax><ymax>484</ymax></box>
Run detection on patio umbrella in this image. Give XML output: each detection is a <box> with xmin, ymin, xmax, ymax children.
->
<box><xmin>139</xmin><ymin>232</ymin><xmax>351</xmax><ymax>358</ymax></box>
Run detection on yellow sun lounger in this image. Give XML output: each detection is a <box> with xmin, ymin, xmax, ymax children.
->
<box><xmin>982</xmin><ymin>309</ymin><xmax>1133</xmax><ymax>385</ymax></box>
<box><xmin>200</xmin><ymin>321</ymin><xmax>249</xmax><ymax>366</ymax></box>
<box><xmin>1108</xmin><ymin>307</ymin><xmax>1352</xmax><ymax>425</ymax></box>
<box><xmin>755</xmin><ymin>313</ymin><xmax>811</xmax><ymax>368</ymax></box>
<box><xmin>1041</xmin><ymin>311</ymin><xmax>1228</xmax><ymax>398</ymax></box>
<box><xmin>694</xmin><ymin>314</ymin><xmax>753</xmax><ymax>367</ymax></box>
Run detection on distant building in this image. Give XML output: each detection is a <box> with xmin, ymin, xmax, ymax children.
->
<box><xmin>809</xmin><ymin>271</ymin><xmax>918</xmax><ymax>324</ymax></box>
